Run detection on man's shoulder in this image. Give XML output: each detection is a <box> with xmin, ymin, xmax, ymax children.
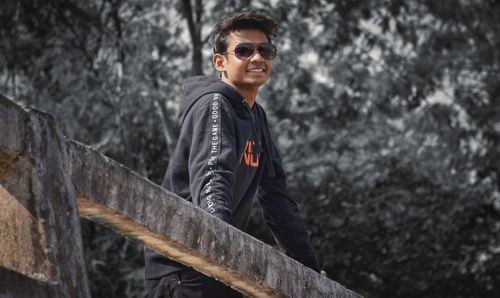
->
<box><xmin>182</xmin><ymin>92</ymin><xmax>237</xmax><ymax>124</ymax></box>
<box><xmin>191</xmin><ymin>92</ymin><xmax>234</xmax><ymax>112</ymax></box>
<box><xmin>193</xmin><ymin>92</ymin><xmax>227</xmax><ymax>103</ymax></box>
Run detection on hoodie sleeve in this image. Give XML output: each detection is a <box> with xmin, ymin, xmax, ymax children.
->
<box><xmin>258</xmin><ymin>137</ymin><xmax>321</xmax><ymax>273</ymax></box>
<box><xmin>186</xmin><ymin>93</ymin><xmax>237</xmax><ymax>223</ymax></box>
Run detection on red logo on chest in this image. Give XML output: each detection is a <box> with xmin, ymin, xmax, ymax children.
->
<box><xmin>240</xmin><ymin>140</ymin><xmax>260</xmax><ymax>168</ymax></box>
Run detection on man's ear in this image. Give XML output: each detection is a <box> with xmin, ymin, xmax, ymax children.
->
<box><xmin>212</xmin><ymin>54</ymin><xmax>226</xmax><ymax>72</ymax></box>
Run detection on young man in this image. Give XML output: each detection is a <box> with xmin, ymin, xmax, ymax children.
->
<box><xmin>145</xmin><ymin>10</ymin><xmax>320</xmax><ymax>298</ymax></box>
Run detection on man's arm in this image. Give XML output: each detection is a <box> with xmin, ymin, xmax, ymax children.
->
<box><xmin>258</xmin><ymin>139</ymin><xmax>320</xmax><ymax>272</ymax></box>
<box><xmin>186</xmin><ymin>93</ymin><xmax>237</xmax><ymax>223</ymax></box>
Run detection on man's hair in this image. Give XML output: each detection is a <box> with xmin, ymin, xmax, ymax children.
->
<box><xmin>211</xmin><ymin>10</ymin><xmax>277</xmax><ymax>55</ymax></box>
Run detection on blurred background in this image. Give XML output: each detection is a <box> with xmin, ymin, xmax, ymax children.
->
<box><xmin>1</xmin><ymin>0</ymin><xmax>500</xmax><ymax>297</ymax></box>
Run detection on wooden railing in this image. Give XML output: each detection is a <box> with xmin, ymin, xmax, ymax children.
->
<box><xmin>0</xmin><ymin>94</ymin><xmax>361</xmax><ymax>298</ymax></box>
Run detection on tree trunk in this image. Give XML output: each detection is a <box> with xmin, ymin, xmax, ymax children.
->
<box><xmin>182</xmin><ymin>0</ymin><xmax>204</xmax><ymax>75</ymax></box>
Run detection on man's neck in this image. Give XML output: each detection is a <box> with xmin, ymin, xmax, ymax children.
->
<box><xmin>240</xmin><ymin>90</ymin><xmax>257</xmax><ymax>107</ymax></box>
<box><xmin>222</xmin><ymin>78</ymin><xmax>258</xmax><ymax>107</ymax></box>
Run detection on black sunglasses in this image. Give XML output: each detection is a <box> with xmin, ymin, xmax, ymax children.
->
<box><xmin>224</xmin><ymin>42</ymin><xmax>278</xmax><ymax>60</ymax></box>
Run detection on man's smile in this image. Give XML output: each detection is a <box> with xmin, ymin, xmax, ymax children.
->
<box><xmin>247</xmin><ymin>67</ymin><xmax>266</xmax><ymax>73</ymax></box>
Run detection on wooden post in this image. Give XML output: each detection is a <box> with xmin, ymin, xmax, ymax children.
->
<box><xmin>0</xmin><ymin>95</ymin><xmax>90</xmax><ymax>297</ymax></box>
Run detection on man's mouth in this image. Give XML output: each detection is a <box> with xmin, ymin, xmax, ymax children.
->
<box><xmin>247</xmin><ymin>68</ymin><xmax>266</xmax><ymax>73</ymax></box>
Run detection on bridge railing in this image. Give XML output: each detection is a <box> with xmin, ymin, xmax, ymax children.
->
<box><xmin>0</xmin><ymin>95</ymin><xmax>361</xmax><ymax>298</ymax></box>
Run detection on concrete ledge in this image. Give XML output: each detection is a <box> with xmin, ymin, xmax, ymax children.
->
<box><xmin>0</xmin><ymin>94</ymin><xmax>361</xmax><ymax>298</ymax></box>
<box><xmin>70</xmin><ymin>139</ymin><xmax>361</xmax><ymax>298</ymax></box>
<box><xmin>0</xmin><ymin>95</ymin><xmax>90</xmax><ymax>298</ymax></box>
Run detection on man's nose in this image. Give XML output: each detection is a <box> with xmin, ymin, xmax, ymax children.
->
<box><xmin>249</xmin><ymin>50</ymin><xmax>265</xmax><ymax>62</ymax></box>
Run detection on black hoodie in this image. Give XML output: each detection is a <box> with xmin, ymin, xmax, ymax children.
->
<box><xmin>145</xmin><ymin>76</ymin><xmax>320</xmax><ymax>279</ymax></box>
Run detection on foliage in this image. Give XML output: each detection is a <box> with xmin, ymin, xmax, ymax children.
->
<box><xmin>258</xmin><ymin>1</ymin><xmax>500</xmax><ymax>297</ymax></box>
<box><xmin>1</xmin><ymin>0</ymin><xmax>500</xmax><ymax>297</ymax></box>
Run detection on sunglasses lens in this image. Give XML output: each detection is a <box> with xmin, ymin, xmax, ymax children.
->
<box><xmin>232</xmin><ymin>43</ymin><xmax>277</xmax><ymax>60</ymax></box>
<box><xmin>258</xmin><ymin>43</ymin><xmax>277</xmax><ymax>60</ymax></box>
<box><xmin>234</xmin><ymin>44</ymin><xmax>254</xmax><ymax>58</ymax></box>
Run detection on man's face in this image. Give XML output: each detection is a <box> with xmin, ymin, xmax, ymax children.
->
<box><xmin>214</xmin><ymin>29</ymin><xmax>273</xmax><ymax>92</ymax></box>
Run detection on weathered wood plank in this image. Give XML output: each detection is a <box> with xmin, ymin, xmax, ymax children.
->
<box><xmin>70</xmin><ymin>141</ymin><xmax>362</xmax><ymax>298</ymax></box>
<box><xmin>0</xmin><ymin>183</ymin><xmax>51</xmax><ymax>282</ymax></box>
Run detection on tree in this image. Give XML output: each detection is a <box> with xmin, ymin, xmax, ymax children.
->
<box><xmin>1</xmin><ymin>0</ymin><xmax>500</xmax><ymax>297</ymax></box>
<box><xmin>257</xmin><ymin>1</ymin><xmax>500</xmax><ymax>296</ymax></box>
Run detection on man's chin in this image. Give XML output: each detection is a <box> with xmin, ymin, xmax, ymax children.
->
<box><xmin>245</xmin><ymin>77</ymin><xmax>269</xmax><ymax>87</ymax></box>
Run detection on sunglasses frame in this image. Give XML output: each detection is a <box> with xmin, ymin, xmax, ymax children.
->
<box><xmin>224</xmin><ymin>42</ymin><xmax>278</xmax><ymax>60</ymax></box>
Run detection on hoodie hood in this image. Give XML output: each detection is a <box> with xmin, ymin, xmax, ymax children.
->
<box><xmin>178</xmin><ymin>75</ymin><xmax>247</xmax><ymax>126</ymax></box>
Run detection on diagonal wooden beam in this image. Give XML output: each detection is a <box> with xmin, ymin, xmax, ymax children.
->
<box><xmin>0</xmin><ymin>94</ymin><xmax>362</xmax><ymax>297</ymax></box>
<box><xmin>70</xmin><ymin>142</ymin><xmax>361</xmax><ymax>297</ymax></box>
<box><xmin>71</xmin><ymin>140</ymin><xmax>361</xmax><ymax>297</ymax></box>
